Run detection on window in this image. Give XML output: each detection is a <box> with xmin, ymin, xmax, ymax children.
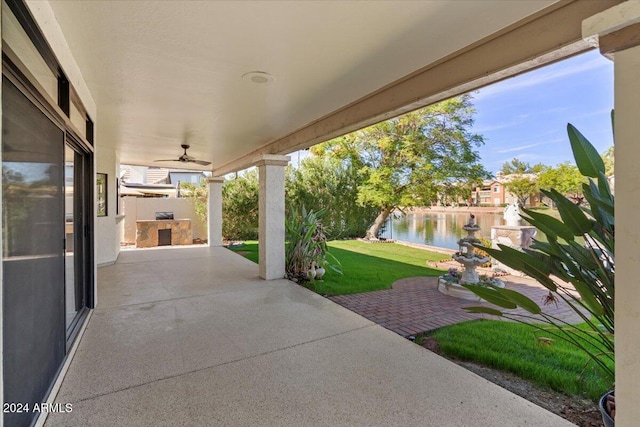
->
<box><xmin>494</xmin><ymin>186</ymin><xmax>500</xmax><ymax>193</ymax></box>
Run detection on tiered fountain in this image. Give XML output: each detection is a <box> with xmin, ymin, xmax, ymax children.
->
<box><xmin>438</xmin><ymin>214</ymin><xmax>505</xmax><ymax>300</ymax></box>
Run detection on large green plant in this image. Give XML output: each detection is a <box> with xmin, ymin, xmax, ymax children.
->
<box><xmin>285</xmin><ymin>207</ymin><xmax>341</xmax><ymax>282</ymax></box>
<box><xmin>464</xmin><ymin>123</ymin><xmax>614</xmax><ymax>384</ymax></box>
<box><xmin>222</xmin><ymin>170</ymin><xmax>260</xmax><ymax>240</ymax></box>
<box><xmin>286</xmin><ymin>156</ymin><xmax>378</xmax><ymax>239</ymax></box>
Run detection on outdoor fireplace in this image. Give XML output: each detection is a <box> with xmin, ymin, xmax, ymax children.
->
<box><xmin>135</xmin><ymin>218</ymin><xmax>192</xmax><ymax>248</ymax></box>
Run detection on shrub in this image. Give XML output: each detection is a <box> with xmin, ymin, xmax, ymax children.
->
<box><xmin>223</xmin><ymin>170</ymin><xmax>259</xmax><ymax>240</ymax></box>
<box><xmin>286</xmin><ymin>156</ymin><xmax>378</xmax><ymax>239</ymax></box>
<box><xmin>285</xmin><ymin>207</ymin><xmax>341</xmax><ymax>282</ymax></box>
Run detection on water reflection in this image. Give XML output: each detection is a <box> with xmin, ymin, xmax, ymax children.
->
<box><xmin>390</xmin><ymin>212</ymin><xmax>505</xmax><ymax>249</ymax></box>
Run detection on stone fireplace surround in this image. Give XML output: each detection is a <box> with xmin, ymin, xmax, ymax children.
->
<box><xmin>136</xmin><ymin>219</ymin><xmax>192</xmax><ymax>248</ymax></box>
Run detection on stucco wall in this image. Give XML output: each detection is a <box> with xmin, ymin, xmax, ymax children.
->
<box><xmin>95</xmin><ymin>146</ymin><xmax>120</xmax><ymax>266</ymax></box>
<box><xmin>122</xmin><ymin>197</ymin><xmax>206</xmax><ymax>244</ymax></box>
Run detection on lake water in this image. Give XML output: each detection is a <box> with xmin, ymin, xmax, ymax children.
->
<box><xmin>386</xmin><ymin>211</ymin><xmax>506</xmax><ymax>250</ymax></box>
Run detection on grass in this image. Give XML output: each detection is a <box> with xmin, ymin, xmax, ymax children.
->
<box><xmin>228</xmin><ymin>241</ymin><xmax>259</xmax><ymax>264</ymax></box>
<box><xmin>227</xmin><ymin>240</ymin><xmax>445</xmax><ymax>295</ymax></box>
<box><xmin>421</xmin><ymin>320</ymin><xmax>613</xmax><ymax>401</ymax></box>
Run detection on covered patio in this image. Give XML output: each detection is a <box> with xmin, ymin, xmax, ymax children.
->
<box><xmin>46</xmin><ymin>246</ymin><xmax>570</xmax><ymax>426</ymax></box>
<box><xmin>4</xmin><ymin>0</ymin><xmax>640</xmax><ymax>425</ymax></box>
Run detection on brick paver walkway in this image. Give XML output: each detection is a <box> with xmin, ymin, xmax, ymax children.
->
<box><xmin>330</xmin><ymin>275</ymin><xmax>583</xmax><ymax>338</ymax></box>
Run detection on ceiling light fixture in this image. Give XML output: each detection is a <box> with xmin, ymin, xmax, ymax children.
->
<box><xmin>242</xmin><ymin>71</ymin><xmax>275</xmax><ymax>84</ymax></box>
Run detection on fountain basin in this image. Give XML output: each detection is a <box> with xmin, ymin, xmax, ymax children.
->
<box><xmin>451</xmin><ymin>255</ymin><xmax>490</xmax><ymax>283</ymax></box>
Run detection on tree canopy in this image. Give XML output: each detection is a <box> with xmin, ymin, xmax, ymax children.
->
<box><xmin>500</xmin><ymin>158</ymin><xmax>545</xmax><ymax>175</ymax></box>
<box><xmin>503</xmin><ymin>176</ymin><xmax>538</xmax><ymax>207</ymax></box>
<box><xmin>312</xmin><ymin>94</ymin><xmax>488</xmax><ymax>238</ymax></box>
<box><xmin>537</xmin><ymin>162</ymin><xmax>585</xmax><ymax>196</ymax></box>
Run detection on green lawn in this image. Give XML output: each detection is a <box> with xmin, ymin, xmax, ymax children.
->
<box><xmin>228</xmin><ymin>241</ymin><xmax>259</xmax><ymax>264</ymax></box>
<box><xmin>422</xmin><ymin>320</ymin><xmax>613</xmax><ymax>401</ymax></box>
<box><xmin>227</xmin><ymin>240</ymin><xmax>445</xmax><ymax>295</ymax></box>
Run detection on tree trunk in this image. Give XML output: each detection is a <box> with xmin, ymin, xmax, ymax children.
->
<box><xmin>366</xmin><ymin>207</ymin><xmax>393</xmax><ymax>240</ymax></box>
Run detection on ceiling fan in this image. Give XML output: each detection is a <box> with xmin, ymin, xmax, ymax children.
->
<box><xmin>154</xmin><ymin>144</ymin><xmax>211</xmax><ymax>166</ymax></box>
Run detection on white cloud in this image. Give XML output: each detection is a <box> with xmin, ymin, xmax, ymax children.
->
<box><xmin>473</xmin><ymin>121</ymin><xmax>518</xmax><ymax>133</ymax></box>
<box><xmin>473</xmin><ymin>108</ymin><xmax>570</xmax><ymax>134</ymax></box>
<box><xmin>496</xmin><ymin>138</ymin><xmax>564</xmax><ymax>154</ymax></box>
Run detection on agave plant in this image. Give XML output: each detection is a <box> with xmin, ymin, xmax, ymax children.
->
<box><xmin>285</xmin><ymin>207</ymin><xmax>342</xmax><ymax>282</ymax></box>
<box><xmin>463</xmin><ymin>122</ymin><xmax>614</xmax><ymax>384</ymax></box>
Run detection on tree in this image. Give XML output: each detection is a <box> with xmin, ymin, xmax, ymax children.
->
<box><xmin>503</xmin><ymin>175</ymin><xmax>538</xmax><ymax>207</ymax></box>
<box><xmin>500</xmin><ymin>158</ymin><xmax>529</xmax><ymax>175</ymax></box>
<box><xmin>530</xmin><ymin>163</ymin><xmax>547</xmax><ymax>174</ymax></box>
<box><xmin>312</xmin><ymin>95</ymin><xmax>489</xmax><ymax>239</ymax></box>
<box><xmin>500</xmin><ymin>158</ymin><xmax>545</xmax><ymax>175</ymax></box>
<box><xmin>438</xmin><ymin>180</ymin><xmax>479</xmax><ymax>207</ymax></box>
<box><xmin>538</xmin><ymin>162</ymin><xmax>586</xmax><ymax>201</ymax></box>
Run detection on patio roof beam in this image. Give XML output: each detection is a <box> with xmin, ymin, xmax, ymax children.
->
<box><xmin>214</xmin><ymin>0</ymin><xmax>622</xmax><ymax>176</ymax></box>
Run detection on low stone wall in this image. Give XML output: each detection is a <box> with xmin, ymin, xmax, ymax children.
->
<box><xmin>407</xmin><ymin>206</ymin><xmax>503</xmax><ymax>214</ymax></box>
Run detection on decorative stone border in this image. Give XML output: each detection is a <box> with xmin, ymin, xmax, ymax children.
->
<box><xmin>356</xmin><ymin>238</ymin><xmax>396</xmax><ymax>244</ymax></box>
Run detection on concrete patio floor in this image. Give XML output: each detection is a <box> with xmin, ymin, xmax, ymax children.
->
<box><xmin>46</xmin><ymin>246</ymin><xmax>572</xmax><ymax>426</ymax></box>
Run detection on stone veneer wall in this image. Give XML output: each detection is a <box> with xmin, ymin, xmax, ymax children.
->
<box><xmin>136</xmin><ymin>219</ymin><xmax>192</xmax><ymax>248</ymax></box>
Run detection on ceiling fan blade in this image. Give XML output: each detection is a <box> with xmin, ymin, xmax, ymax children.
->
<box><xmin>191</xmin><ymin>159</ymin><xmax>212</xmax><ymax>166</ymax></box>
<box><xmin>154</xmin><ymin>159</ymin><xmax>180</xmax><ymax>162</ymax></box>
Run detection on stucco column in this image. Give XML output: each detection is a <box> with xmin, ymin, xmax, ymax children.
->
<box><xmin>255</xmin><ymin>155</ymin><xmax>290</xmax><ymax>280</ymax></box>
<box><xmin>207</xmin><ymin>177</ymin><xmax>224</xmax><ymax>246</ymax></box>
<box><xmin>584</xmin><ymin>4</ymin><xmax>640</xmax><ymax>424</ymax></box>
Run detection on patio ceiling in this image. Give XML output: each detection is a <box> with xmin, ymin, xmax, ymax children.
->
<box><xmin>45</xmin><ymin>1</ymin><xmax>607</xmax><ymax>173</ymax></box>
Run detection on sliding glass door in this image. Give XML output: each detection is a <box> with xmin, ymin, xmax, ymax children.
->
<box><xmin>3</xmin><ymin>76</ymin><xmax>66</xmax><ymax>427</ymax></box>
<box><xmin>3</xmin><ymin>74</ymin><xmax>91</xmax><ymax>427</ymax></box>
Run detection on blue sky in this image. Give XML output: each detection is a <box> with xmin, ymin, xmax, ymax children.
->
<box><xmin>471</xmin><ymin>50</ymin><xmax>613</xmax><ymax>174</ymax></box>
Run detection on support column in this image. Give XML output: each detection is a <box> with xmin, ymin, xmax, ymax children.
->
<box><xmin>584</xmin><ymin>4</ymin><xmax>640</xmax><ymax>424</ymax></box>
<box><xmin>207</xmin><ymin>177</ymin><xmax>224</xmax><ymax>247</ymax></box>
<box><xmin>255</xmin><ymin>155</ymin><xmax>290</xmax><ymax>280</ymax></box>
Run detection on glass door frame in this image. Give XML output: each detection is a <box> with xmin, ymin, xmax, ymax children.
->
<box><xmin>64</xmin><ymin>135</ymin><xmax>93</xmax><ymax>345</ymax></box>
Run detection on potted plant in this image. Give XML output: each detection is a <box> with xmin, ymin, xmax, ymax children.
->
<box><xmin>285</xmin><ymin>207</ymin><xmax>341</xmax><ymax>284</ymax></box>
<box><xmin>462</xmin><ymin>122</ymin><xmax>615</xmax><ymax>424</ymax></box>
